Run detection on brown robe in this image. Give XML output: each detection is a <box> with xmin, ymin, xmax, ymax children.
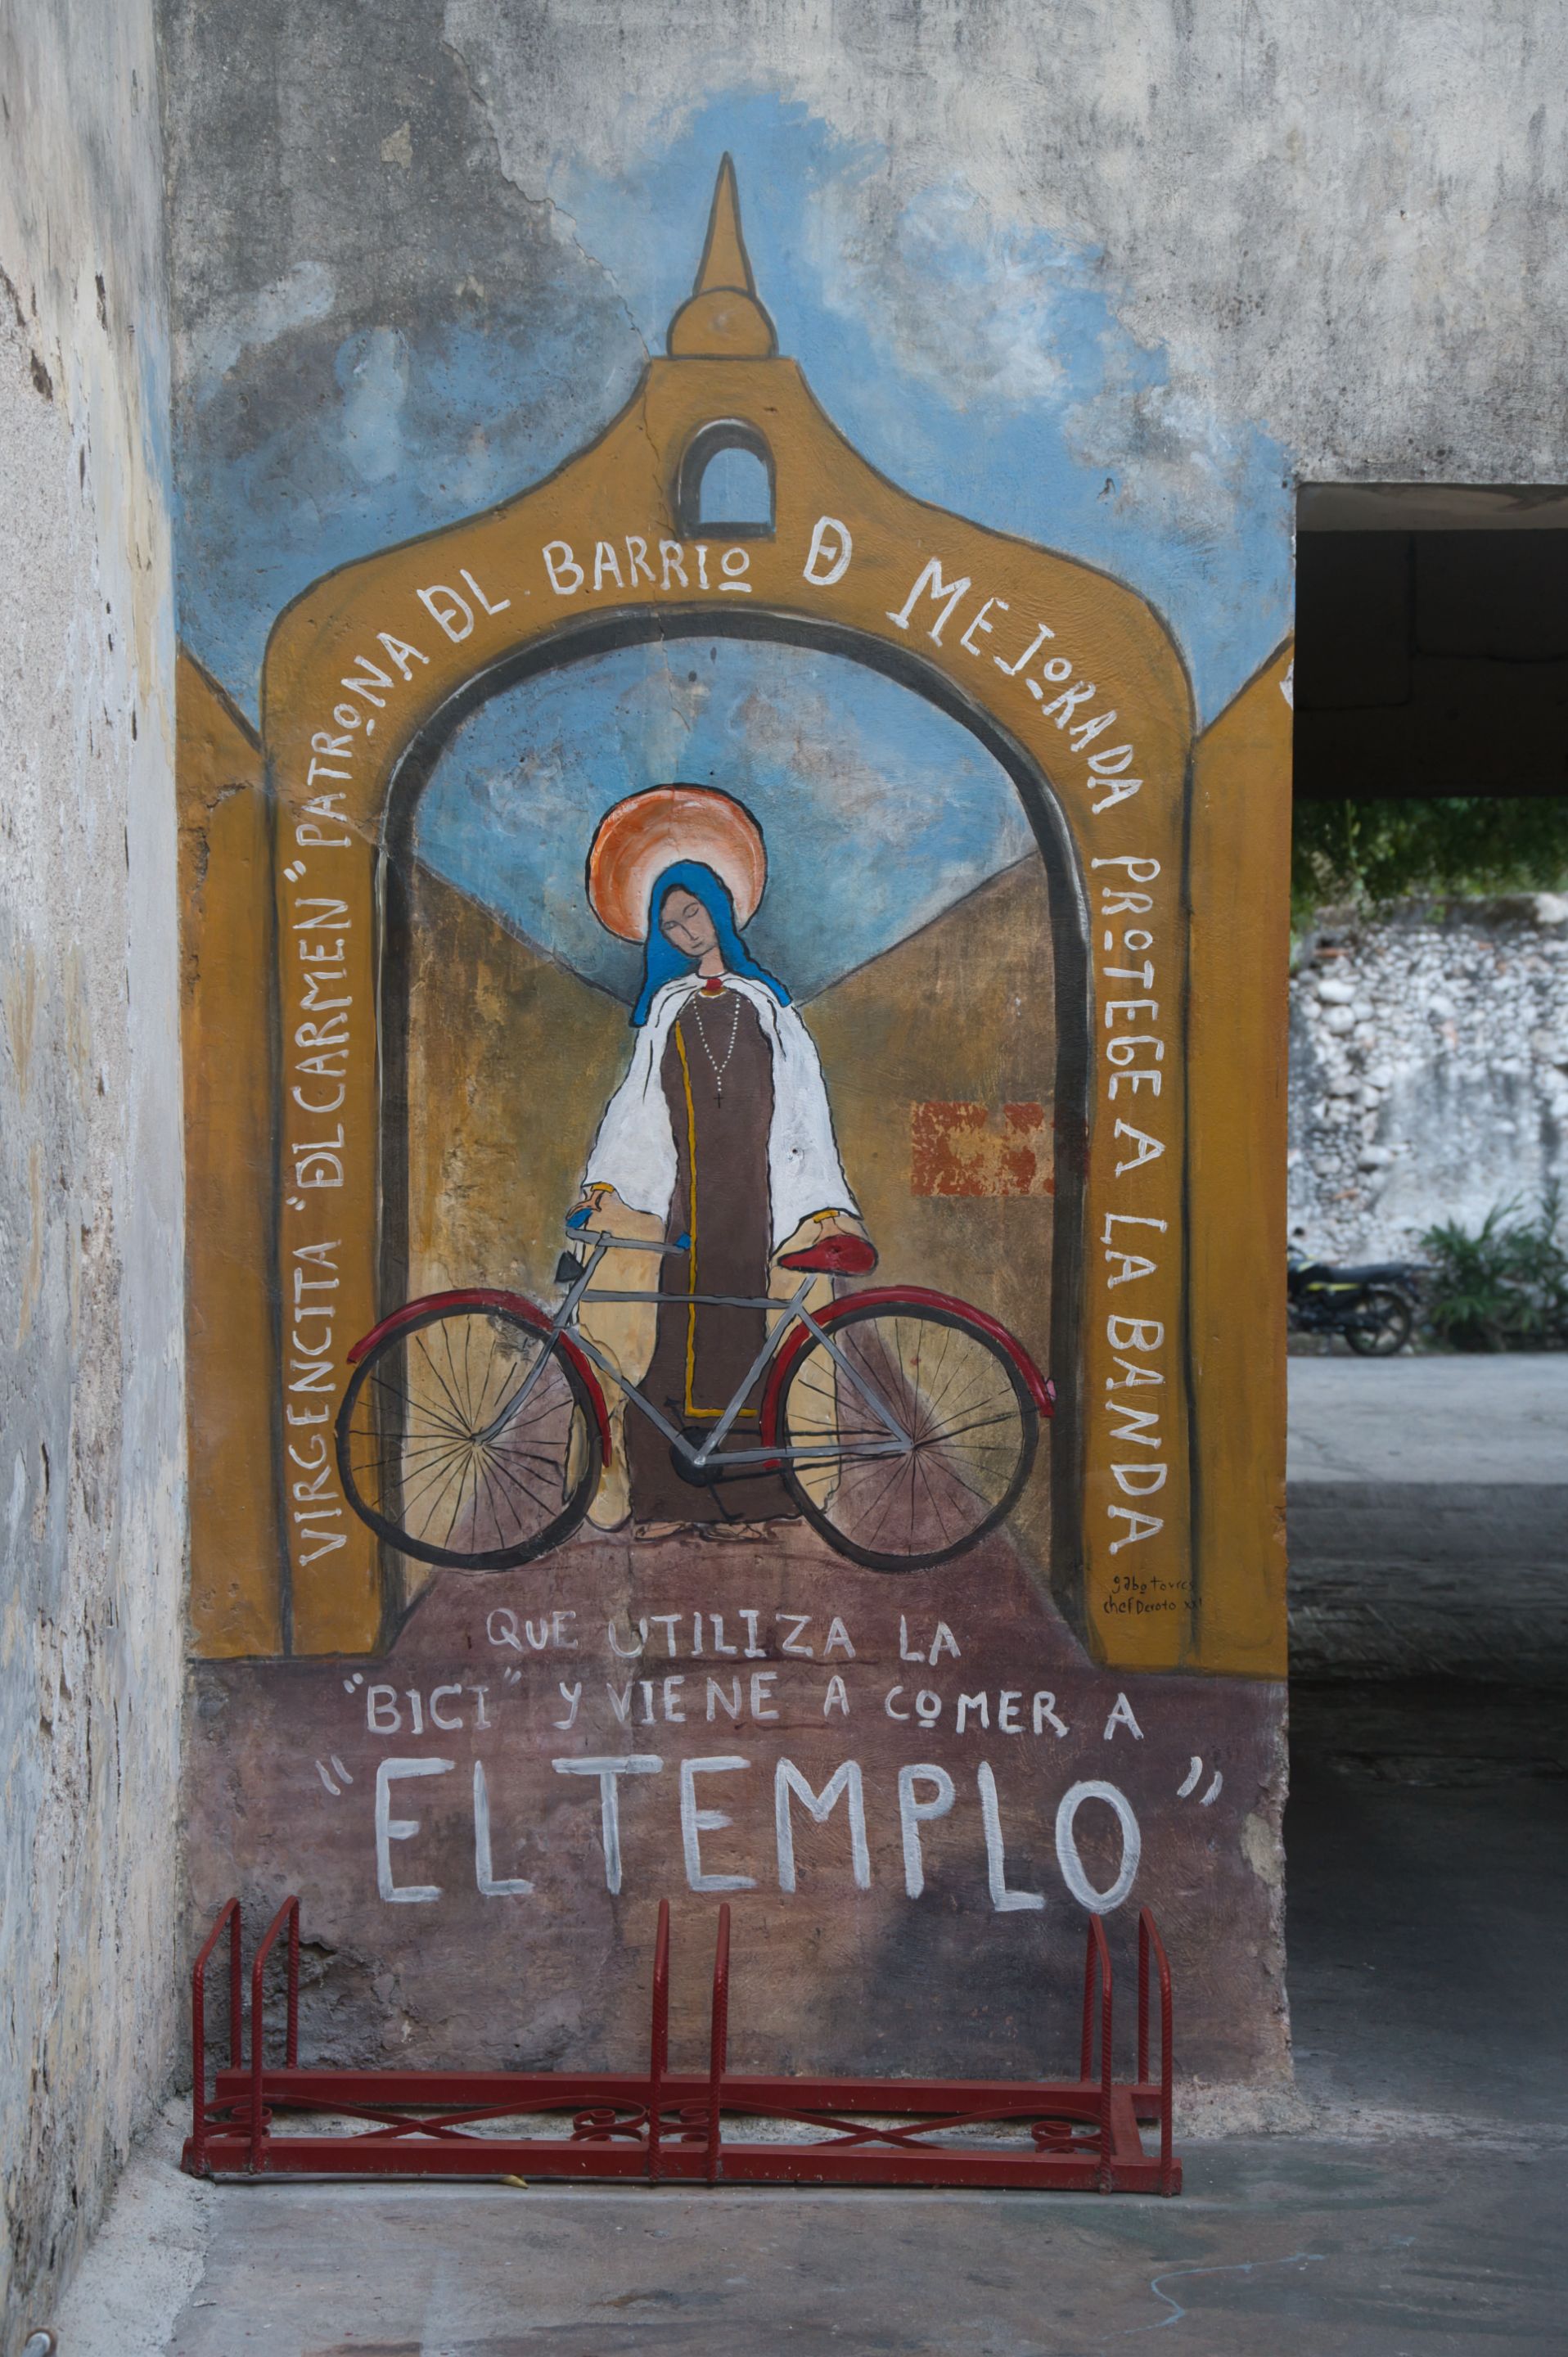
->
<box><xmin>624</xmin><ymin>984</ymin><xmax>797</xmax><ymax>1524</ymax></box>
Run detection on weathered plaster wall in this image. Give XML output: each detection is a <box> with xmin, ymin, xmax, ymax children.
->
<box><xmin>435</xmin><ymin>0</ymin><xmax>1568</xmax><ymax>480</ymax></box>
<box><xmin>1289</xmin><ymin>899</ymin><xmax>1568</xmax><ymax>1260</ymax></box>
<box><xmin>160</xmin><ymin>0</ymin><xmax>1568</xmax><ymax>733</ymax></box>
<box><xmin>151</xmin><ymin>0</ymin><xmax>1564</xmax><ymax>2123</ymax></box>
<box><xmin>0</xmin><ymin>2</ymin><xmax>183</xmax><ymax>2346</ymax></box>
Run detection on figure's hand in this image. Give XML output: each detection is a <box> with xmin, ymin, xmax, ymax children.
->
<box><xmin>570</xmin><ymin>1183</ymin><xmax>618</xmax><ymax>1234</ymax></box>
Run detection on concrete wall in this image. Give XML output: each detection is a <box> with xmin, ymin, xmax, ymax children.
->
<box><xmin>1289</xmin><ymin>899</ymin><xmax>1568</xmax><ymax>1260</ymax></box>
<box><xmin>160</xmin><ymin>0</ymin><xmax>1568</xmax><ymax>669</ymax></box>
<box><xmin>0</xmin><ymin>2</ymin><xmax>183</xmax><ymax>2346</ymax></box>
<box><xmin>150</xmin><ymin>0</ymin><xmax>1564</xmax><ymax>2120</ymax></box>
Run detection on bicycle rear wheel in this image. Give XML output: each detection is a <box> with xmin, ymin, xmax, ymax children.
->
<box><xmin>336</xmin><ymin>1300</ymin><xmax>602</xmax><ymax>1569</ymax></box>
<box><xmin>775</xmin><ymin>1300</ymin><xmax>1039</xmax><ymax>1571</ymax></box>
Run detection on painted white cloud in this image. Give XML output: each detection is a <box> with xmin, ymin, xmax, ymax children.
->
<box><xmin>339</xmin><ymin>326</ymin><xmax>409</xmax><ymax>487</ymax></box>
<box><xmin>810</xmin><ymin>176</ymin><xmax>1070</xmax><ymax>412</ymax></box>
<box><xmin>1064</xmin><ymin>373</ymin><xmax>1259</xmax><ymax>539</ymax></box>
<box><xmin>178</xmin><ymin>260</ymin><xmax>336</xmax><ymax>403</ymax></box>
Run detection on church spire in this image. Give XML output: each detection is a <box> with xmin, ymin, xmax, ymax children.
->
<box><xmin>668</xmin><ymin>155</ymin><xmax>778</xmax><ymax>358</ymax></box>
<box><xmin>694</xmin><ymin>154</ymin><xmax>755</xmax><ymax>297</ymax></box>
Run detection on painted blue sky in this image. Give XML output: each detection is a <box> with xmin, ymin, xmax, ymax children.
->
<box><xmin>176</xmin><ymin>93</ymin><xmax>1292</xmax><ymax>728</ymax></box>
<box><xmin>415</xmin><ymin>638</ymin><xmax>1034</xmax><ymax>1004</ymax></box>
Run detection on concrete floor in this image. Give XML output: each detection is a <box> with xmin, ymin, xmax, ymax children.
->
<box><xmin>47</xmin><ymin>1361</ymin><xmax>1568</xmax><ymax>2356</ymax></box>
<box><xmin>1288</xmin><ymin>1354</ymin><xmax>1568</xmax><ymax>1682</ymax></box>
<box><xmin>1288</xmin><ymin>1686</ymin><xmax>1568</xmax><ymax>2130</ymax></box>
<box><xmin>83</xmin><ymin>2145</ymin><xmax>1568</xmax><ymax>2355</ymax></box>
<box><xmin>1286</xmin><ymin>1355</ymin><xmax>1568</xmax><ymax>1486</ymax></box>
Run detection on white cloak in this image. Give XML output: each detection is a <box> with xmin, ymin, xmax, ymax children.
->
<box><xmin>583</xmin><ymin>974</ymin><xmax>857</xmax><ymax>1251</ymax></box>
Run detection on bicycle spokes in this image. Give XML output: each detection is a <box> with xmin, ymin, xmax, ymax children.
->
<box><xmin>336</xmin><ymin>1280</ymin><xmax>1042</xmax><ymax>1575</ymax></box>
<box><xmin>777</xmin><ymin>1305</ymin><xmax>1038</xmax><ymax>1571</ymax></box>
<box><xmin>336</xmin><ymin>1304</ymin><xmax>601</xmax><ymax>1570</ymax></box>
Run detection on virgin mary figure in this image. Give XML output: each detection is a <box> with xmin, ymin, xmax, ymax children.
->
<box><xmin>573</xmin><ymin>786</ymin><xmax>869</xmax><ymax>1541</ymax></box>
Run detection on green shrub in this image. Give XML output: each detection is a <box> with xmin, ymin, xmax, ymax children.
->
<box><xmin>1293</xmin><ymin>795</ymin><xmax>1568</xmax><ymax>925</ymax></box>
<box><xmin>1419</xmin><ymin>1190</ymin><xmax>1568</xmax><ymax>1351</ymax></box>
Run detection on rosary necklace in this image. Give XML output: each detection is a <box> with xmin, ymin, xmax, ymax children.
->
<box><xmin>691</xmin><ymin>988</ymin><xmax>741</xmax><ymax>1099</ymax></box>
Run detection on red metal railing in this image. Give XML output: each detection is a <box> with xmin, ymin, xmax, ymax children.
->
<box><xmin>182</xmin><ymin>1895</ymin><xmax>1180</xmax><ymax>2194</ymax></box>
<box><xmin>647</xmin><ymin>1897</ymin><xmax>669</xmax><ymax>2185</ymax></box>
<box><xmin>1138</xmin><ymin>1905</ymin><xmax>1178</xmax><ymax>2194</ymax></box>
<box><xmin>1079</xmin><ymin>1913</ymin><xmax>1116</xmax><ymax>2190</ymax></box>
<box><xmin>705</xmin><ymin>1903</ymin><xmax>730</xmax><ymax>2182</ymax></box>
<box><xmin>187</xmin><ymin>1899</ymin><xmax>242</xmax><ymax>2176</ymax></box>
<box><xmin>248</xmin><ymin>1898</ymin><xmax>300</xmax><ymax>2170</ymax></box>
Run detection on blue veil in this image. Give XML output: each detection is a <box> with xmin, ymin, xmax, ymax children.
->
<box><xmin>632</xmin><ymin>860</ymin><xmax>789</xmax><ymax>1026</ymax></box>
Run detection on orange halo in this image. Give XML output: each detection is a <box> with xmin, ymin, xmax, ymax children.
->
<box><xmin>586</xmin><ymin>786</ymin><xmax>768</xmax><ymax>943</ymax></box>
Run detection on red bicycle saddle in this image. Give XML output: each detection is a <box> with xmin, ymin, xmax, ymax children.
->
<box><xmin>777</xmin><ymin>1232</ymin><xmax>879</xmax><ymax>1276</ymax></box>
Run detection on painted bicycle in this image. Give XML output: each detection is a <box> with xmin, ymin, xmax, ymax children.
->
<box><xmin>336</xmin><ymin>1214</ymin><xmax>1054</xmax><ymax>1575</ymax></box>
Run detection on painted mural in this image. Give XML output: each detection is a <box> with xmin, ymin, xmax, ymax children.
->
<box><xmin>178</xmin><ymin>151</ymin><xmax>1293</xmax><ymax>2084</ymax></box>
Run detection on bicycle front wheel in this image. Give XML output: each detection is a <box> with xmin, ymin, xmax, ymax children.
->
<box><xmin>336</xmin><ymin>1300</ymin><xmax>602</xmax><ymax>1569</ymax></box>
<box><xmin>776</xmin><ymin>1301</ymin><xmax>1039</xmax><ymax>1571</ymax></box>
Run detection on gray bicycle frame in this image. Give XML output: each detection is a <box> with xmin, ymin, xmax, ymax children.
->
<box><xmin>476</xmin><ymin>1228</ymin><xmax>913</xmax><ymax>1470</ymax></box>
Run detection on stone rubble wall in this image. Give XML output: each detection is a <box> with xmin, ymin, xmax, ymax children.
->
<box><xmin>1288</xmin><ymin>896</ymin><xmax>1568</xmax><ymax>1262</ymax></box>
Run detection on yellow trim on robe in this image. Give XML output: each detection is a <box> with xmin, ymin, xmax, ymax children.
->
<box><xmin>672</xmin><ymin>998</ymin><xmax>758</xmax><ymax>1424</ymax></box>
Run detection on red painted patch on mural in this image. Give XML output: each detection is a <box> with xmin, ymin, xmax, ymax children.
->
<box><xmin>910</xmin><ymin>1102</ymin><xmax>1055</xmax><ymax>1198</ymax></box>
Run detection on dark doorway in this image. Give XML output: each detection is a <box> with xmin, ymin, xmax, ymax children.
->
<box><xmin>1295</xmin><ymin>482</ymin><xmax>1568</xmax><ymax>803</ymax></box>
<box><xmin>1286</xmin><ymin>481</ymin><xmax>1568</xmax><ymax>2131</ymax></box>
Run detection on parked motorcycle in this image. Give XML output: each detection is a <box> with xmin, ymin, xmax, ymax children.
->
<box><xmin>1286</xmin><ymin>1248</ymin><xmax>1426</xmax><ymax>1354</ymax></box>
